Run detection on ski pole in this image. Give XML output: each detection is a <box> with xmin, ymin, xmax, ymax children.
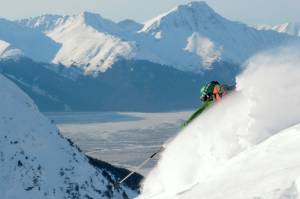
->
<box><xmin>114</xmin><ymin>147</ymin><xmax>165</xmax><ymax>187</ymax></box>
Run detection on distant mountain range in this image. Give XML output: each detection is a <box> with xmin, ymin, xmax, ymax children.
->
<box><xmin>1</xmin><ymin>1</ymin><xmax>298</xmax><ymax>75</ymax></box>
<box><xmin>0</xmin><ymin>1</ymin><xmax>299</xmax><ymax>112</ymax></box>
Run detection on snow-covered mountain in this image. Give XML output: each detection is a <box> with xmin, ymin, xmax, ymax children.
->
<box><xmin>18</xmin><ymin>12</ymin><xmax>138</xmax><ymax>73</ymax></box>
<box><xmin>16</xmin><ymin>1</ymin><xmax>300</xmax><ymax>74</ymax></box>
<box><xmin>137</xmin><ymin>2</ymin><xmax>300</xmax><ymax>72</ymax></box>
<box><xmin>47</xmin><ymin>12</ymin><xmax>136</xmax><ymax>73</ymax></box>
<box><xmin>0</xmin><ymin>18</ymin><xmax>60</xmax><ymax>62</ymax></box>
<box><xmin>0</xmin><ymin>74</ymin><xmax>137</xmax><ymax>198</ymax></box>
<box><xmin>138</xmin><ymin>47</ymin><xmax>300</xmax><ymax>199</ymax></box>
<box><xmin>256</xmin><ymin>22</ymin><xmax>300</xmax><ymax>37</ymax></box>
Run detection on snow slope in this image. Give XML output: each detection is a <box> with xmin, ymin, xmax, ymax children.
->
<box><xmin>176</xmin><ymin>124</ymin><xmax>300</xmax><ymax>199</ymax></box>
<box><xmin>256</xmin><ymin>22</ymin><xmax>300</xmax><ymax>37</ymax></box>
<box><xmin>17</xmin><ymin>2</ymin><xmax>300</xmax><ymax>74</ymax></box>
<box><xmin>0</xmin><ymin>18</ymin><xmax>60</xmax><ymax>62</ymax></box>
<box><xmin>47</xmin><ymin>12</ymin><xmax>136</xmax><ymax>73</ymax></box>
<box><xmin>138</xmin><ymin>46</ymin><xmax>300</xmax><ymax>199</ymax></box>
<box><xmin>0</xmin><ymin>74</ymin><xmax>136</xmax><ymax>198</ymax></box>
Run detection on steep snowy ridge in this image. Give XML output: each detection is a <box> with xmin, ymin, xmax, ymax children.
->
<box><xmin>79</xmin><ymin>11</ymin><xmax>123</xmax><ymax>34</ymax></box>
<box><xmin>0</xmin><ymin>18</ymin><xmax>60</xmax><ymax>62</ymax></box>
<box><xmin>16</xmin><ymin>1</ymin><xmax>300</xmax><ymax>74</ymax></box>
<box><xmin>141</xmin><ymin>1</ymin><xmax>221</xmax><ymax>32</ymax></box>
<box><xmin>0</xmin><ymin>74</ymin><xmax>136</xmax><ymax>198</ymax></box>
<box><xmin>138</xmin><ymin>46</ymin><xmax>300</xmax><ymax>199</ymax></box>
<box><xmin>256</xmin><ymin>22</ymin><xmax>300</xmax><ymax>37</ymax></box>
<box><xmin>44</xmin><ymin>12</ymin><xmax>136</xmax><ymax>73</ymax></box>
<box><xmin>17</xmin><ymin>14</ymin><xmax>69</xmax><ymax>33</ymax></box>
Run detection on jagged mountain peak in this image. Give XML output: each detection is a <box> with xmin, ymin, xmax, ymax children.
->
<box><xmin>11</xmin><ymin>1</ymin><xmax>300</xmax><ymax>74</ymax></box>
<box><xmin>142</xmin><ymin>1</ymin><xmax>223</xmax><ymax>32</ymax></box>
<box><xmin>78</xmin><ymin>11</ymin><xmax>110</xmax><ymax>24</ymax></box>
<box><xmin>17</xmin><ymin>14</ymin><xmax>68</xmax><ymax>33</ymax></box>
<box><xmin>177</xmin><ymin>1</ymin><xmax>213</xmax><ymax>12</ymax></box>
<box><xmin>25</xmin><ymin>13</ymin><xmax>64</xmax><ymax>21</ymax></box>
<box><xmin>76</xmin><ymin>11</ymin><xmax>121</xmax><ymax>34</ymax></box>
<box><xmin>18</xmin><ymin>11</ymin><xmax>121</xmax><ymax>34</ymax></box>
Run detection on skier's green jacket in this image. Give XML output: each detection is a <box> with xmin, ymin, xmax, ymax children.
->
<box><xmin>183</xmin><ymin>81</ymin><xmax>234</xmax><ymax>127</ymax></box>
<box><xmin>182</xmin><ymin>100</ymin><xmax>214</xmax><ymax>127</ymax></box>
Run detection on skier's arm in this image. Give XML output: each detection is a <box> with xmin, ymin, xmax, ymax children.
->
<box><xmin>182</xmin><ymin>101</ymin><xmax>211</xmax><ymax>127</ymax></box>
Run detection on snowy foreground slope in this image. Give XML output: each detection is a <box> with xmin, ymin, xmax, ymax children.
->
<box><xmin>17</xmin><ymin>2</ymin><xmax>300</xmax><ymax>74</ymax></box>
<box><xmin>175</xmin><ymin>124</ymin><xmax>300</xmax><ymax>199</ymax></box>
<box><xmin>0</xmin><ymin>75</ymin><xmax>136</xmax><ymax>198</ymax></box>
<box><xmin>137</xmin><ymin>46</ymin><xmax>300</xmax><ymax>199</ymax></box>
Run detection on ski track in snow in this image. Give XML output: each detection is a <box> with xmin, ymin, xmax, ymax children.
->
<box><xmin>138</xmin><ymin>46</ymin><xmax>300</xmax><ymax>199</ymax></box>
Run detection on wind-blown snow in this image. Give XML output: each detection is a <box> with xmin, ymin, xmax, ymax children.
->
<box><xmin>138</xmin><ymin>46</ymin><xmax>300</xmax><ymax>199</ymax></box>
<box><xmin>184</xmin><ymin>32</ymin><xmax>221</xmax><ymax>68</ymax></box>
<box><xmin>0</xmin><ymin>74</ymin><xmax>136</xmax><ymax>198</ymax></box>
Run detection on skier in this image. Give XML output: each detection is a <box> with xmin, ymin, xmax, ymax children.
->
<box><xmin>117</xmin><ymin>81</ymin><xmax>234</xmax><ymax>186</ymax></box>
<box><xmin>183</xmin><ymin>81</ymin><xmax>234</xmax><ymax>127</ymax></box>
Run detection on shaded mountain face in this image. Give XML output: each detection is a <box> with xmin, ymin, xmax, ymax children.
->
<box><xmin>16</xmin><ymin>1</ymin><xmax>300</xmax><ymax>74</ymax></box>
<box><xmin>0</xmin><ymin>74</ymin><xmax>137</xmax><ymax>198</ymax></box>
<box><xmin>0</xmin><ymin>57</ymin><xmax>238</xmax><ymax>112</ymax></box>
<box><xmin>87</xmin><ymin>156</ymin><xmax>143</xmax><ymax>191</ymax></box>
<box><xmin>117</xmin><ymin>20</ymin><xmax>143</xmax><ymax>32</ymax></box>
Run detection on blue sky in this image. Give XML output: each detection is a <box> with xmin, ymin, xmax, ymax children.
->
<box><xmin>1</xmin><ymin>0</ymin><xmax>300</xmax><ymax>25</ymax></box>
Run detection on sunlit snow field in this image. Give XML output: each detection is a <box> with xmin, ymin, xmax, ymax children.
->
<box><xmin>45</xmin><ymin>111</ymin><xmax>191</xmax><ymax>175</ymax></box>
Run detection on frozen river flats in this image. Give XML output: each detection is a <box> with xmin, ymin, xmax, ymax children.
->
<box><xmin>45</xmin><ymin>111</ymin><xmax>191</xmax><ymax>175</ymax></box>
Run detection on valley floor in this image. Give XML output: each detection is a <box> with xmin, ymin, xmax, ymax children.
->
<box><xmin>45</xmin><ymin>111</ymin><xmax>191</xmax><ymax>175</ymax></box>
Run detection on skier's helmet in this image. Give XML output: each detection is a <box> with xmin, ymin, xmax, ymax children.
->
<box><xmin>200</xmin><ymin>81</ymin><xmax>220</xmax><ymax>102</ymax></box>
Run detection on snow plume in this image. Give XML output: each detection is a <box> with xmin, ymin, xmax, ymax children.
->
<box><xmin>138</xmin><ymin>46</ymin><xmax>300</xmax><ymax>199</ymax></box>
